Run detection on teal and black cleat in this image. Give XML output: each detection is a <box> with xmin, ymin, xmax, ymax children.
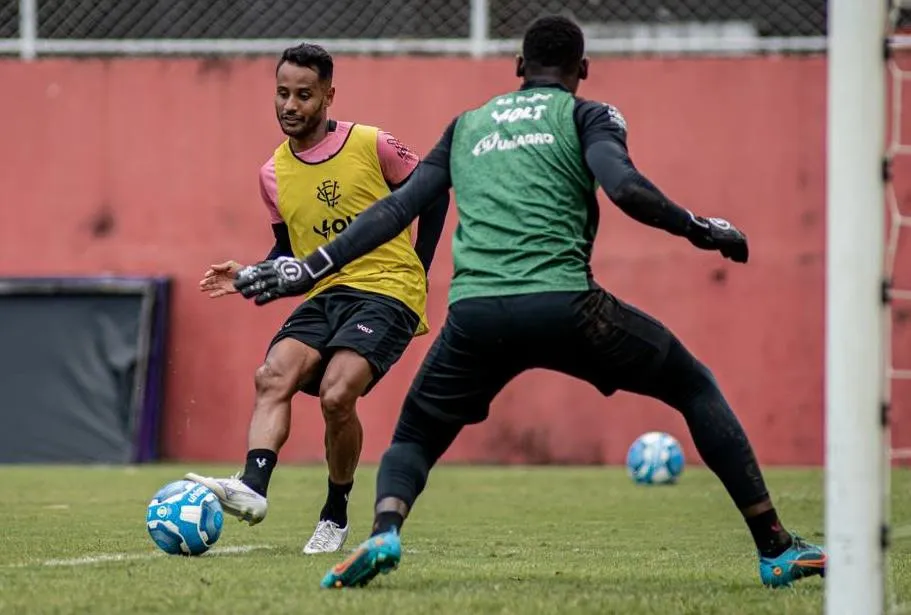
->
<box><xmin>320</xmin><ymin>529</ymin><xmax>402</xmax><ymax>589</ymax></box>
<box><xmin>759</xmin><ymin>534</ymin><xmax>827</xmax><ymax>588</ymax></box>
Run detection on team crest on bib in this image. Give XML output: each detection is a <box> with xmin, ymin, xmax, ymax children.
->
<box><xmin>316</xmin><ymin>179</ymin><xmax>342</xmax><ymax>209</ymax></box>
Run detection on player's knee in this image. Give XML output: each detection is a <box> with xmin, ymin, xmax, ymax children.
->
<box><xmin>254</xmin><ymin>361</ymin><xmax>298</xmax><ymax>400</ymax></box>
<box><xmin>678</xmin><ymin>361</ymin><xmax>715</xmax><ymax>398</ymax></box>
<box><xmin>319</xmin><ymin>379</ymin><xmax>359</xmax><ymax>422</ymax></box>
<box><xmin>689</xmin><ymin>352</ymin><xmax>716</xmax><ymax>383</ymax></box>
<box><xmin>383</xmin><ymin>442</ymin><xmax>429</xmax><ymax>471</ymax></box>
<box><xmin>660</xmin><ymin>338</ymin><xmax>721</xmax><ymax>406</ymax></box>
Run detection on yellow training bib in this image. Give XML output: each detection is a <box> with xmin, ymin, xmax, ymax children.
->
<box><xmin>273</xmin><ymin>124</ymin><xmax>429</xmax><ymax>335</ymax></box>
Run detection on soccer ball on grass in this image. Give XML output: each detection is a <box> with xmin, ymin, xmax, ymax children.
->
<box><xmin>625</xmin><ymin>431</ymin><xmax>685</xmax><ymax>485</ymax></box>
<box><xmin>146</xmin><ymin>480</ymin><xmax>224</xmax><ymax>555</ymax></box>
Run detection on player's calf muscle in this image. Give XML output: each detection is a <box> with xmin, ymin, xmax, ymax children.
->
<box><xmin>248</xmin><ymin>339</ymin><xmax>322</xmax><ymax>451</ymax></box>
<box><xmin>319</xmin><ymin>351</ymin><xmax>372</xmax><ymax>483</ymax></box>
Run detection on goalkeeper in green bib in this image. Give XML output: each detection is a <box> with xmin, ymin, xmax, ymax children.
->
<box><xmin>235</xmin><ymin>15</ymin><xmax>826</xmax><ymax>590</ymax></box>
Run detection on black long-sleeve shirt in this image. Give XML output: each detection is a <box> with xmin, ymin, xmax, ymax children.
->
<box><xmin>315</xmin><ymin>81</ymin><xmax>696</xmax><ymax>276</ymax></box>
<box><xmin>263</xmin><ymin>167</ymin><xmax>449</xmax><ymax>273</ymax></box>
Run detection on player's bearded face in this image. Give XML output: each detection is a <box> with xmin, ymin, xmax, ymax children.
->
<box><xmin>277</xmin><ymin>97</ymin><xmax>326</xmax><ymax>139</ymax></box>
<box><xmin>274</xmin><ymin>62</ymin><xmax>333</xmax><ymax>139</ymax></box>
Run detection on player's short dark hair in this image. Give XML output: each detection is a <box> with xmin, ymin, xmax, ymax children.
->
<box><xmin>277</xmin><ymin>43</ymin><xmax>334</xmax><ymax>82</ymax></box>
<box><xmin>522</xmin><ymin>15</ymin><xmax>585</xmax><ymax>73</ymax></box>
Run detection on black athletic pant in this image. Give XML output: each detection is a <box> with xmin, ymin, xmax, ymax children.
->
<box><xmin>376</xmin><ymin>287</ymin><xmax>769</xmax><ymax>514</ymax></box>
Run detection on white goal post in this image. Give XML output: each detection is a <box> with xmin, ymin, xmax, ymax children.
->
<box><xmin>825</xmin><ymin>0</ymin><xmax>888</xmax><ymax>613</ymax></box>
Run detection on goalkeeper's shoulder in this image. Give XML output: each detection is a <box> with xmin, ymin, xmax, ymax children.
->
<box><xmin>573</xmin><ymin>97</ymin><xmax>629</xmax><ymax>146</ymax></box>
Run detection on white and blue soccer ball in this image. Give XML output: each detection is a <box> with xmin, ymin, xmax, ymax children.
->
<box><xmin>146</xmin><ymin>480</ymin><xmax>224</xmax><ymax>556</ymax></box>
<box><xmin>626</xmin><ymin>431</ymin><xmax>685</xmax><ymax>485</ymax></box>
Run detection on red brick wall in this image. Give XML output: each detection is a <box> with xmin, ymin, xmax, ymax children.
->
<box><xmin>1</xmin><ymin>55</ymin><xmax>907</xmax><ymax>465</ymax></box>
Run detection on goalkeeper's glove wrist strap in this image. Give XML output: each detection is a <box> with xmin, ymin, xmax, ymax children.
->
<box><xmin>684</xmin><ymin>210</ymin><xmax>708</xmax><ymax>240</ymax></box>
<box><xmin>302</xmin><ymin>247</ymin><xmax>336</xmax><ymax>281</ymax></box>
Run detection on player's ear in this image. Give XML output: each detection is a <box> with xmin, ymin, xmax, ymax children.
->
<box><xmin>325</xmin><ymin>84</ymin><xmax>336</xmax><ymax>106</ymax></box>
<box><xmin>579</xmin><ymin>57</ymin><xmax>589</xmax><ymax>81</ymax></box>
<box><xmin>516</xmin><ymin>55</ymin><xmax>525</xmax><ymax>78</ymax></box>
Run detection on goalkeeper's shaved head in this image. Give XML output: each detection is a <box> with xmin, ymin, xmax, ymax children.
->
<box><xmin>517</xmin><ymin>15</ymin><xmax>589</xmax><ymax>93</ymax></box>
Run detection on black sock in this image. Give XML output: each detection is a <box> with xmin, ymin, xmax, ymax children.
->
<box><xmin>746</xmin><ymin>508</ymin><xmax>793</xmax><ymax>557</ymax></box>
<box><xmin>240</xmin><ymin>449</ymin><xmax>277</xmax><ymax>497</ymax></box>
<box><xmin>320</xmin><ymin>479</ymin><xmax>353</xmax><ymax>527</ymax></box>
<box><xmin>372</xmin><ymin>511</ymin><xmax>404</xmax><ymax>537</ymax></box>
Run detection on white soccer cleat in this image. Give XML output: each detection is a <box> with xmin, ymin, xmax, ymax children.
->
<box><xmin>303</xmin><ymin>520</ymin><xmax>349</xmax><ymax>554</ymax></box>
<box><xmin>184</xmin><ymin>472</ymin><xmax>268</xmax><ymax>526</ymax></box>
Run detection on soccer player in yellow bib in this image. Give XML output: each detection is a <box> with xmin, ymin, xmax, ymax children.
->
<box><xmin>186</xmin><ymin>43</ymin><xmax>449</xmax><ymax>554</ymax></box>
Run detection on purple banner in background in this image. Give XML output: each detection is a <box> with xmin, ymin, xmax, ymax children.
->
<box><xmin>0</xmin><ymin>276</ymin><xmax>171</xmax><ymax>463</ymax></box>
<box><xmin>135</xmin><ymin>277</ymin><xmax>171</xmax><ymax>462</ymax></box>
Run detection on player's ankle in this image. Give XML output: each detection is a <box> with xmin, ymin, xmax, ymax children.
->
<box><xmin>242</xmin><ymin>448</ymin><xmax>277</xmax><ymax>497</ymax></box>
<box><xmin>319</xmin><ymin>506</ymin><xmax>348</xmax><ymax>528</ymax></box>
<box><xmin>372</xmin><ymin>511</ymin><xmax>404</xmax><ymax>536</ymax></box>
<box><xmin>745</xmin><ymin>507</ymin><xmax>793</xmax><ymax>557</ymax></box>
<box><xmin>320</xmin><ymin>478</ymin><xmax>353</xmax><ymax>526</ymax></box>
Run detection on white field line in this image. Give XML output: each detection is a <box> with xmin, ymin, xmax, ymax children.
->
<box><xmin>8</xmin><ymin>544</ymin><xmax>274</xmax><ymax>568</ymax></box>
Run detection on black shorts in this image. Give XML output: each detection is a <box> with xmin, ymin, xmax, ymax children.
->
<box><xmin>405</xmin><ymin>287</ymin><xmax>679</xmax><ymax>425</ymax></box>
<box><xmin>269</xmin><ymin>285</ymin><xmax>420</xmax><ymax>397</ymax></box>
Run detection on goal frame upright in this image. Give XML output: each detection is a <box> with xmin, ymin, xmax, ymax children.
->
<box><xmin>824</xmin><ymin>1</ymin><xmax>888</xmax><ymax>613</ymax></box>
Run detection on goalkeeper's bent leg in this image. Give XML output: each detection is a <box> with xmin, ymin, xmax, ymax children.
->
<box><xmin>644</xmin><ymin>336</ymin><xmax>802</xmax><ymax>559</ymax></box>
<box><xmin>371</xmin><ymin>395</ymin><xmax>463</xmax><ymax>535</ymax></box>
<box><xmin>650</xmin><ymin>336</ymin><xmax>769</xmax><ymax>509</ymax></box>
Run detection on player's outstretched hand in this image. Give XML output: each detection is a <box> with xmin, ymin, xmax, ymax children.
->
<box><xmin>686</xmin><ymin>214</ymin><xmax>749</xmax><ymax>264</ymax></box>
<box><xmin>233</xmin><ymin>256</ymin><xmax>317</xmax><ymax>306</ymax></box>
<box><xmin>200</xmin><ymin>260</ymin><xmax>244</xmax><ymax>298</ymax></box>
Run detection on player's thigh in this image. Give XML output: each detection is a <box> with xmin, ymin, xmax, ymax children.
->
<box><xmin>322</xmin><ymin>292</ymin><xmax>421</xmax><ymax>396</ymax></box>
<box><xmin>266</xmin><ymin>297</ymin><xmax>333</xmax><ymax>393</ymax></box>
<box><xmin>556</xmin><ymin>288</ymin><xmax>674</xmax><ymax>396</ymax></box>
<box><xmin>406</xmin><ymin>302</ymin><xmax>523</xmax><ymax>426</ymax></box>
<box><xmin>259</xmin><ymin>338</ymin><xmax>323</xmax><ymax>397</ymax></box>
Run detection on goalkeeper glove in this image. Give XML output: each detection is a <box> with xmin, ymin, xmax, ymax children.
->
<box><xmin>233</xmin><ymin>250</ymin><xmax>335</xmax><ymax>306</ymax></box>
<box><xmin>685</xmin><ymin>213</ymin><xmax>749</xmax><ymax>263</ymax></box>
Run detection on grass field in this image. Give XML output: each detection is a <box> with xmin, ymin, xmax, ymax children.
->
<box><xmin>1</xmin><ymin>465</ymin><xmax>910</xmax><ymax>615</ymax></box>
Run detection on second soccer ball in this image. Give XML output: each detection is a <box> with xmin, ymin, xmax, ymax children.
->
<box><xmin>626</xmin><ymin>431</ymin><xmax>685</xmax><ymax>485</ymax></box>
